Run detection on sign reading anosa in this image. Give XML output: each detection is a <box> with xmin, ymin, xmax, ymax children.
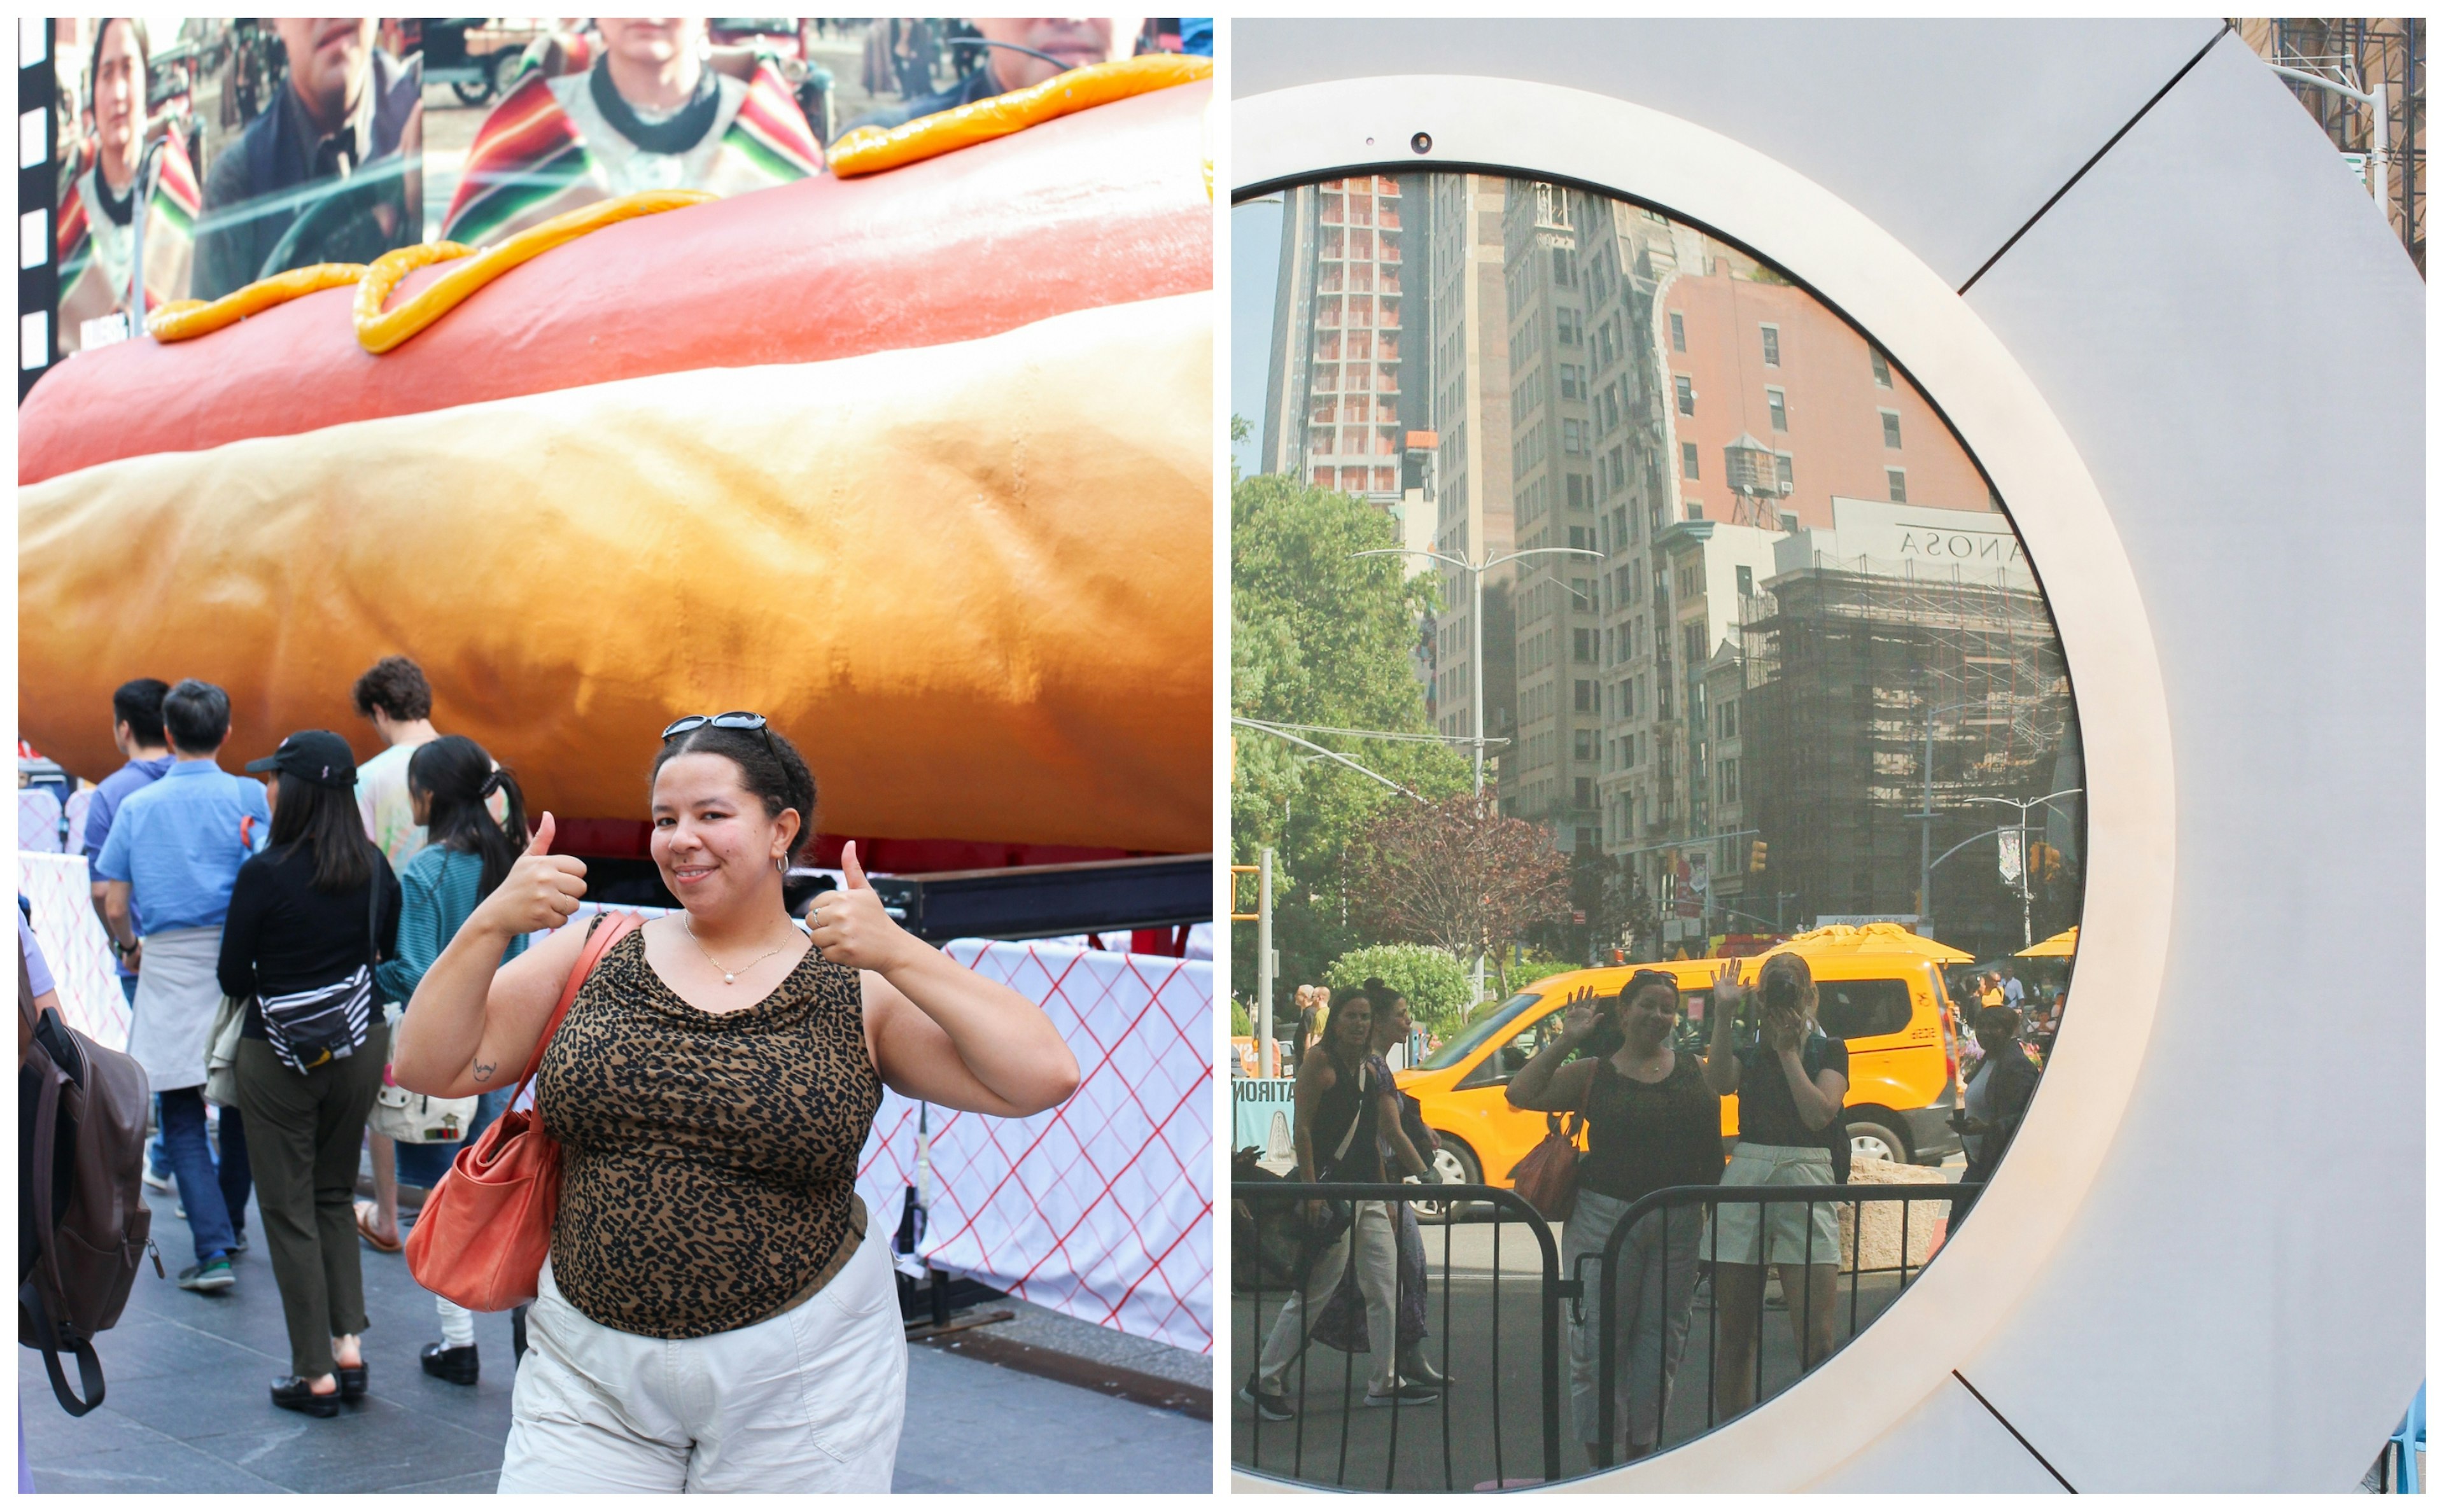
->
<box><xmin>1830</xmin><ymin>496</ymin><xmax>2033</xmax><ymax>585</ymax></box>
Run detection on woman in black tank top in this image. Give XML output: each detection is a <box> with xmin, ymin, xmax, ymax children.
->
<box><xmin>1510</xmin><ymin>971</ymin><xmax>1723</xmax><ymax>1464</ymax></box>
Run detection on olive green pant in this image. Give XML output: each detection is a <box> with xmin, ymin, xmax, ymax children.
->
<box><xmin>232</xmin><ymin>1021</ymin><xmax>387</xmax><ymax>1380</ymax></box>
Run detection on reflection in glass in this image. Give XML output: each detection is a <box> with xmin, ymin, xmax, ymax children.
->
<box><xmin>1232</xmin><ymin>171</ymin><xmax>2086</xmax><ymax>1488</ymax></box>
<box><xmin>1248</xmin><ymin>172</ymin><xmax>2081</xmax><ymax>960</ymax></box>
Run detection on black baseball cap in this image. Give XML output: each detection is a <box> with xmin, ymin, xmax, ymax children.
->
<box><xmin>244</xmin><ymin>730</ymin><xmax>358</xmax><ymax>789</ymax></box>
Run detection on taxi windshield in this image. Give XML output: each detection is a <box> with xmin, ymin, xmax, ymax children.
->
<box><xmin>1418</xmin><ymin>991</ymin><xmax>1544</xmax><ymax>1070</ymax></box>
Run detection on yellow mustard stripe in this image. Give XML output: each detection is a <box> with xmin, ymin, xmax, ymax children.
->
<box><xmin>146</xmin><ymin>263</ymin><xmax>367</xmax><ymax>342</ymax></box>
<box><xmin>355</xmin><ymin>189</ymin><xmax>715</xmax><ymax>353</ymax></box>
<box><xmin>142</xmin><ymin>192</ymin><xmax>714</xmax><ymax>352</ymax></box>
<box><xmin>830</xmin><ymin>53</ymin><xmax>1211</xmax><ymax>179</ymax></box>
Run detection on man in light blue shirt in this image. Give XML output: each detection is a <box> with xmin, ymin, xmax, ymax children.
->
<box><xmin>80</xmin><ymin>676</ymin><xmax>177</xmax><ymax>1189</ymax></box>
<box><xmin>82</xmin><ymin>677</ymin><xmax>175</xmax><ymax>1005</ymax></box>
<box><xmin>93</xmin><ymin>679</ymin><xmax>268</xmax><ymax>1292</ymax></box>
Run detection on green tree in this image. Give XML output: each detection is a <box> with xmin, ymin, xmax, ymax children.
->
<box><xmin>1323</xmin><ymin>944</ymin><xmax>1472</xmax><ymax>1037</ymax></box>
<box><xmin>1230</xmin><ymin>472</ymin><xmax>1468</xmax><ymax>990</ymax></box>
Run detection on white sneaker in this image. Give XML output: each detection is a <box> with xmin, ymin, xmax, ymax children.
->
<box><xmin>143</xmin><ymin>1168</ymin><xmax>172</xmax><ymax>1193</ymax></box>
<box><xmin>1364</xmin><ymin>1382</ymin><xmax>1440</xmax><ymax>1407</ymax></box>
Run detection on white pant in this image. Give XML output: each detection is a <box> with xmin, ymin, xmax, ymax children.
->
<box><xmin>497</xmin><ymin>1226</ymin><xmax>908</xmax><ymax>1493</ymax></box>
<box><xmin>1256</xmin><ymin>1198</ymin><xmax>1399</xmax><ymax>1397</ymax></box>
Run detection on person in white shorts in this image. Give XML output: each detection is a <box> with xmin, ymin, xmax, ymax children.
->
<box><xmin>1699</xmin><ymin>952</ymin><xmax>1850</xmax><ymax>1418</ymax></box>
<box><xmin>394</xmin><ymin>713</ymin><xmax>1082</xmax><ymax>1492</ymax></box>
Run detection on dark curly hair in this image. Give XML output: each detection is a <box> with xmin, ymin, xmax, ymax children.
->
<box><xmin>351</xmin><ymin>655</ymin><xmax>432</xmax><ymax>722</ymax></box>
<box><xmin>650</xmin><ymin>722</ymin><xmax>818</xmax><ymax>864</ymax></box>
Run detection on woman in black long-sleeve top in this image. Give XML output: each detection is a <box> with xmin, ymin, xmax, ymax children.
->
<box><xmin>217</xmin><ymin>731</ymin><xmax>402</xmax><ymax>1419</ymax></box>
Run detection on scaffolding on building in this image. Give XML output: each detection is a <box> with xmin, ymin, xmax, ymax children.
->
<box><xmin>1734</xmin><ymin>552</ymin><xmax>2079</xmax><ymax>951</ymax></box>
<box><xmin>2238</xmin><ymin>17</ymin><xmax>2426</xmax><ymax>274</ymax></box>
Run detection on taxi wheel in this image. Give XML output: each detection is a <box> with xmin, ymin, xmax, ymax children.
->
<box><xmin>1846</xmin><ymin>1117</ymin><xmax>1911</xmax><ymax>1168</ymax></box>
<box><xmin>1417</xmin><ymin>1140</ymin><xmax>1481</xmax><ymax>1223</ymax></box>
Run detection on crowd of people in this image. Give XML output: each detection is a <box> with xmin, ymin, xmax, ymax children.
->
<box><xmin>1238</xmin><ymin>956</ymin><xmax>2053</xmax><ymax>1469</ymax></box>
<box><xmin>22</xmin><ymin>655</ymin><xmax>1081</xmax><ymax>1490</ymax></box>
<box><xmin>52</xmin><ymin>15</ymin><xmax>1213</xmax><ymax>347</ymax></box>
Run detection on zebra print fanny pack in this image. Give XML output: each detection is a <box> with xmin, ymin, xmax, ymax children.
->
<box><xmin>258</xmin><ymin>867</ymin><xmax>380</xmax><ymax>1074</ymax></box>
<box><xmin>258</xmin><ymin>965</ymin><xmax>374</xmax><ymax>1074</ymax></box>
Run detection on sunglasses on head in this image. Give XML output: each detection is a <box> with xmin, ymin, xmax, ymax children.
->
<box><xmin>1625</xmin><ymin>970</ymin><xmax>1678</xmax><ymax>1001</ymax></box>
<box><xmin>661</xmin><ymin>710</ymin><xmax>777</xmax><ymax>755</ymax></box>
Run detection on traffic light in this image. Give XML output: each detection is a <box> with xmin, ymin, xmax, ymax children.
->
<box><xmin>1748</xmin><ymin>839</ymin><xmax>1768</xmax><ymax>874</ymax></box>
<box><xmin>2029</xmin><ymin>843</ymin><xmax>2062</xmax><ymax>883</ymax></box>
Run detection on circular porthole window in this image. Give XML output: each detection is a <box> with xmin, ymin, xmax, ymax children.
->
<box><xmin>1231</xmin><ymin>168</ymin><xmax>2091</xmax><ymax>1490</ymax></box>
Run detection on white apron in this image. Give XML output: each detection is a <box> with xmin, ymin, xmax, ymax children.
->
<box><xmin>127</xmin><ymin>926</ymin><xmax>223</xmax><ymax>1092</ymax></box>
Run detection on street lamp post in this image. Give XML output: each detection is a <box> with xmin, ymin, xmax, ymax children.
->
<box><xmin>1912</xmin><ymin>695</ymin><xmax>1996</xmax><ymax>942</ymax></box>
<box><xmin>1352</xmin><ymin>542</ymin><xmax>1606</xmax><ymax>1001</ymax></box>
<box><xmin>1962</xmin><ymin>788</ymin><xmax>2084</xmax><ymax>948</ymax></box>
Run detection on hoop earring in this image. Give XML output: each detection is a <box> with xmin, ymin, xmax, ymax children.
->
<box><xmin>776</xmin><ymin>857</ymin><xmax>786</xmax><ymax>875</ymax></box>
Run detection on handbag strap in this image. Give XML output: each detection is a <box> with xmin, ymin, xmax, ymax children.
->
<box><xmin>511</xmin><ymin>911</ymin><xmax>642</xmax><ymax>1098</ymax></box>
<box><xmin>1328</xmin><ymin>1062</ymin><xmax>1369</xmax><ymax>1165</ymax></box>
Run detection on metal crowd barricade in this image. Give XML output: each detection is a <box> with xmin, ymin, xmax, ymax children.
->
<box><xmin>1583</xmin><ymin>1182</ymin><xmax>1983</xmax><ymax>1468</ymax></box>
<box><xmin>1230</xmin><ymin>1181</ymin><xmax>1567</xmax><ymax>1491</ymax></box>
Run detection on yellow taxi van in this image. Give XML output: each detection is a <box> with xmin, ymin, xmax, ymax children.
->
<box><xmin>1396</xmin><ymin>925</ymin><xmax>1965</xmax><ymax>1191</ymax></box>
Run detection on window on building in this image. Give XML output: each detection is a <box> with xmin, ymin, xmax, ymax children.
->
<box><xmin>1775</xmin><ymin>452</ymin><xmax>1794</xmax><ymax>492</ymax></box>
<box><xmin>1551</xmin><ymin>246</ymin><xmax>1573</xmax><ymax>285</ymax></box>
<box><xmin>1575</xmin><ymin>680</ymin><xmax>1593</xmax><ymax>713</ymax></box>
<box><xmin>1766</xmin><ymin>387</ymin><xmax>1788</xmax><ymax>432</ymax></box>
<box><xmin>1881</xmin><ymin>409</ymin><xmax>1902</xmax><ymax>449</ymax></box>
<box><xmin>1574</xmin><ymin>728</ymin><xmax>1594</xmax><ymax>761</ymax></box>
<box><xmin>1736</xmin><ymin>565</ymin><xmax>1753</xmax><ymax>598</ymax></box>
<box><xmin>1719</xmin><ymin>758</ymin><xmax>1739</xmax><ymax>804</ymax></box>
<box><xmin>1570</xmin><ymin>577</ymin><xmax>1594</xmax><ymax>609</ymax></box>
<box><xmin>1780</xmin><ymin>510</ymin><xmax>1801</xmax><ymax>533</ymax></box>
<box><xmin>1682</xmin><ymin>442</ymin><xmax>1699</xmax><ymax>480</ymax></box>
<box><xmin>1573</xmin><ymin>628</ymin><xmax>1593</xmax><ymax>663</ymax></box>
<box><xmin>1886</xmin><ymin>466</ymin><xmax>1908</xmax><ymax>503</ymax></box>
<box><xmin>1684</xmin><ymin>619</ymin><xmax>1706</xmax><ymax>663</ymax></box>
<box><xmin>1669</xmin><ymin>311</ymin><xmax>1686</xmax><ymax>351</ymax></box>
<box><xmin>1871</xmin><ymin>348</ymin><xmax>1892</xmax><ymax>388</ymax></box>
<box><xmin>1559</xmin><ymin>364</ymin><xmax>1580</xmax><ymax>400</ymax></box>
<box><xmin>1674</xmin><ymin>374</ymin><xmax>1694</xmax><ymax>416</ymax></box>
<box><xmin>1557</xmin><ymin>307</ymin><xmax>1582</xmax><ymax>346</ymax></box>
<box><xmin>1686</xmin><ymin>501</ymin><xmax>1704</xmax><ymax>521</ymax></box>
<box><xmin>1760</xmin><ymin>325</ymin><xmax>1780</xmax><ymax>367</ymax></box>
<box><xmin>1575</xmin><ymin>777</ymin><xmax>1594</xmax><ymax>811</ymax></box>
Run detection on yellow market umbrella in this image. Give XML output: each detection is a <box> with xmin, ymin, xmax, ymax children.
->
<box><xmin>1770</xmin><ymin>921</ymin><xmax>1974</xmax><ymax>963</ymax></box>
<box><xmin>2018</xmin><ymin>926</ymin><xmax>2079</xmax><ymax>958</ymax></box>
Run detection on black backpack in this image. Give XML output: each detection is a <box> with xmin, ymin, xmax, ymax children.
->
<box><xmin>19</xmin><ymin>940</ymin><xmax>160</xmax><ymax>1415</ymax></box>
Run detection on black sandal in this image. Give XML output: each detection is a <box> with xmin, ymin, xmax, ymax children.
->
<box><xmin>270</xmin><ymin>1376</ymin><xmax>340</xmax><ymax>1418</ymax></box>
<box><xmin>337</xmin><ymin>1361</ymin><xmax>368</xmax><ymax>1403</ymax></box>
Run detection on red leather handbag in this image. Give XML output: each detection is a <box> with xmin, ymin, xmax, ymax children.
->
<box><xmin>1507</xmin><ymin>1112</ymin><xmax>1585</xmax><ymax>1222</ymax></box>
<box><xmin>405</xmin><ymin>912</ymin><xmax>641</xmax><ymax>1312</ymax></box>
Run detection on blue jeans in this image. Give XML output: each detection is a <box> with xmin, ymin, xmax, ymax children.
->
<box><xmin>127</xmin><ymin>979</ymin><xmax>171</xmax><ymax>1180</ymax></box>
<box><xmin>157</xmin><ymin>1088</ymin><xmax>248</xmax><ymax>1263</ymax></box>
<box><xmin>391</xmin><ymin>1088</ymin><xmax>511</xmax><ymax>1189</ymax></box>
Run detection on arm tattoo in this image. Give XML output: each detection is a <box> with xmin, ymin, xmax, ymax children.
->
<box><xmin>472</xmin><ymin>1060</ymin><xmax>497</xmax><ymax>1083</ymax></box>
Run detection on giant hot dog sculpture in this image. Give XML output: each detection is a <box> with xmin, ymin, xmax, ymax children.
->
<box><xmin>19</xmin><ymin>64</ymin><xmax>1211</xmax><ymax>855</ymax></box>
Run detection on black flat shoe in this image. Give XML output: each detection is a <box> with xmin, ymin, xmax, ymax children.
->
<box><xmin>337</xmin><ymin>1362</ymin><xmax>368</xmax><ymax>1402</ymax></box>
<box><xmin>270</xmin><ymin>1376</ymin><xmax>340</xmax><ymax>1418</ymax></box>
<box><xmin>419</xmin><ymin>1341</ymin><xmax>479</xmax><ymax>1386</ymax></box>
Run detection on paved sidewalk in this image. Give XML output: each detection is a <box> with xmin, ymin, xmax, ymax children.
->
<box><xmin>23</xmin><ymin>1190</ymin><xmax>1209</xmax><ymax>1494</ymax></box>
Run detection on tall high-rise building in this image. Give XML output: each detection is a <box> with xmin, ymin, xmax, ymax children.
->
<box><xmin>1420</xmin><ymin>174</ymin><xmax>1519</xmax><ymax>772</ymax></box>
<box><xmin>1258</xmin><ymin>175</ymin><xmax>1427</xmax><ymax>494</ymax></box>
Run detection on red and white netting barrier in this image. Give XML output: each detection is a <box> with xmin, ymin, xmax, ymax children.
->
<box><xmin>856</xmin><ymin>939</ymin><xmax>1214</xmax><ymax>1355</ymax></box>
<box><xmin>17</xmin><ymin>850</ymin><xmax>129</xmax><ymax>1049</ymax></box>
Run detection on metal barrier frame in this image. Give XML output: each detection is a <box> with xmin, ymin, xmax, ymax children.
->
<box><xmin>1583</xmin><ymin>1182</ymin><xmax>1984</xmax><ymax>1468</ymax></box>
<box><xmin>1231</xmin><ymin>1181</ymin><xmax>1568</xmax><ymax>1490</ymax></box>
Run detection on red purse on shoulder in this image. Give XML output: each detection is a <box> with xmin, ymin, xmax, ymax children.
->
<box><xmin>1508</xmin><ymin>1112</ymin><xmax>1585</xmax><ymax>1222</ymax></box>
<box><xmin>404</xmin><ymin>912</ymin><xmax>642</xmax><ymax>1312</ymax></box>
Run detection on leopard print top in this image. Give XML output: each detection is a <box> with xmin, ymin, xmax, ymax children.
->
<box><xmin>537</xmin><ymin>927</ymin><xmax>882</xmax><ymax>1339</ymax></box>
